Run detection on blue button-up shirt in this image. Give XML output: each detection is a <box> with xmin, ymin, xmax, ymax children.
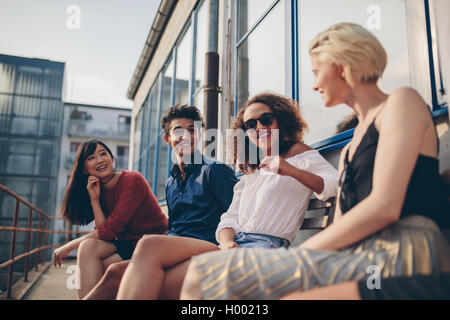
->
<box><xmin>165</xmin><ymin>154</ymin><xmax>238</xmax><ymax>244</ymax></box>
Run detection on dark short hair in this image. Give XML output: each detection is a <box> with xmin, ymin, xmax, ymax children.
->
<box><xmin>160</xmin><ymin>104</ymin><xmax>204</xmax><ymax>135</ymax></box>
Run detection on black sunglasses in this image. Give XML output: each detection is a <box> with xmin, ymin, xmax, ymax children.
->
<box><xmin>242</xmin><ymin>112</ymin><xmax>275</xmax><ymax>131</ymax></box>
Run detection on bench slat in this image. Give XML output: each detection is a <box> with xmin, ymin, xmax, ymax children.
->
<box><xmin>301</xmin><ymin>197</ymin><xmax>336</xmax><ymax>231</ymax></box>
<box><xmin>302</xmin><ymin>216</ymin><xmax>329</xmax><ymax>229</ymax></box>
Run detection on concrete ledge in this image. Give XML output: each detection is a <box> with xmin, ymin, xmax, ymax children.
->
<box><xmin>0</xmin><ymin>262</ymin><xmax>52</xmax><ymax>300</ymax></box>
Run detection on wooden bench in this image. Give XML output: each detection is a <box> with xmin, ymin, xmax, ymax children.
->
<box><xmin>300</xmin><ymin>197</ymin><xmax>336</xmax><ymax>231</ymax></box>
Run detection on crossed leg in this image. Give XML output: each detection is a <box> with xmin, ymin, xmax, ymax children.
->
<box><xmin>116</xmin><ymin>235</ymin><xmax>219</xmax><ymax>300</ymax></box>
<box><xmin>76</xmin><ymin>238</ymin><xmax>122</xmax><ymax>299</ymax></box>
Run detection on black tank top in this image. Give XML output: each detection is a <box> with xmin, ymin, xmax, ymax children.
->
<box><xmin>339</xmin><ymin>120</ymin><xmax>450</xmax><ymax>229</ymax></box>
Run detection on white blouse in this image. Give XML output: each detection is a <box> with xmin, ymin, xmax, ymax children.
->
<box><xmin>216</xmin><ymin>150</ymin><xmax>339</xmax><ymax>244</ymax></box>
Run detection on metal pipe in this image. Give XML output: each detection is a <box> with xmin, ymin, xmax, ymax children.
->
<box><xmin>204</xmin><ymin>0</ymin><xmax>220</xmax><ymax>157</ymax></box>
<box><xmin>6</xmin><ymin>199</ymin><xmax>20</xmax><ymax>299</ymax></box>
<box><xmin>24</xmin><ymin>207</ymin><xmax>33</xmax><ymax>282</ymax></box>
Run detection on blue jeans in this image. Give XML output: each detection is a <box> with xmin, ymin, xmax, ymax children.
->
<box><xmin>234</xmin><ymin>232</ymin><xmax>289</xmax><ymax>249</ymax></box>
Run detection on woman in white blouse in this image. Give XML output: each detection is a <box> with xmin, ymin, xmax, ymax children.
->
<box><xmin>218</xmin><ymin>92</ymin><xmax>338</xmax><ymax>249</ymax></box>
<box><xmin>115</xmin><ymin>92</ymin><xmax>338</xmax><ymax>299</ymax></box>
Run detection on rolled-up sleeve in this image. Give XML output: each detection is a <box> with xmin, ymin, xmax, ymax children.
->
<box><xmin>302</xmin><ymin>151</ymin><xmax>339</xmax><ymax>201</ymax></box>
<box><xmin>215</xmin><ymin>177</ymin><xmax>245</xmax><ymax>242</ymax></box>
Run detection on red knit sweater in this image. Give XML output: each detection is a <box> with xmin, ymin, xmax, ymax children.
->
<box><xmin>96</xmin><ymin>170</ymin><xmax>168</xmax><ymax>241</ymax></box>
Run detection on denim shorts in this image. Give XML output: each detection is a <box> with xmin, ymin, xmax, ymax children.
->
<box><xmin>234</xmin><ymin>232</ymin><xmax>289</xmax><ymax>249</ymax></box>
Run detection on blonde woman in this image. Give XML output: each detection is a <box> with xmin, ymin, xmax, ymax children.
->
<box><xmin>180</xmin><ymin>22</ymin><xmax>450</xmax><ymax>300</ymax></box>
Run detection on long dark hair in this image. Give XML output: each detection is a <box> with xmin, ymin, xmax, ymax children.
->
<box><xmin>232</xmin><ymin>92</ymin><xmax>308</xmax><ymax>174</ymax></box>
<box><xmin>60</xmin><ymin>140</ymin><xmax>115</xmax><ymax>225</ymax></box>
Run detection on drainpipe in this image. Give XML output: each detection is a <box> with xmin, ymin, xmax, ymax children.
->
<box><xmin>204</xmin><ymin>0</ymin><xmax>220</xmax><ymax>139</ymax></box>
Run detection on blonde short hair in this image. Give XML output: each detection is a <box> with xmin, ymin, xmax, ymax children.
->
<box><xmin>309</xmin><ymin>22</ymin><xmax>387</xmax><ymax>87</ymax></box>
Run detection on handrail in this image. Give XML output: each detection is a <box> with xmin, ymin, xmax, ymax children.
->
<box><xmin>0</xmin><ymin>184</ymin><xmax>89</xmax><ymax>299</ymax></box>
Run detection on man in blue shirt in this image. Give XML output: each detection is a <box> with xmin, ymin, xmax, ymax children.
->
<box><xmin>163</xmin><ymin>105</ymin><xmax>238</xmax><ymax>244</ymax></box>
<box><xmin>83</xmin><ymin>104</ymin><xmax>237</xmax><ymax>299</ymax></box>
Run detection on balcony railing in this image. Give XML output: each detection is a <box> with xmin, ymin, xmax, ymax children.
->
<box><xmin>67</xmin><ymin>119</ymin><xmax>130</xmax><ymax>141</ymax></box>
<box><xmin>0</xmin><ymin>184</ymin><xmax>88</xmax><ymax>299</ymax></box>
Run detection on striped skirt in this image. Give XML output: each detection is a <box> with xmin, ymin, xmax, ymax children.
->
<box><xmin>189</xmin><ymin>215</ymin><xmax>450</xmax><ymax>300</ymax></box>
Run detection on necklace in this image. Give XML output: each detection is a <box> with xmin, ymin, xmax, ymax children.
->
<box><xmin>101</xmin><ymin>172</ymin><xmax>115</xmax><ymax>185</ymax></box>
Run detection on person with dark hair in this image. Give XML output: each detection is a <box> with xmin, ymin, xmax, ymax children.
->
<box><xmin>114</xmin><ymin>95</ymin><xmax>338</xmax><ymax>299</ymax></box>
<box><xmin>83</xmin><ymin>104</ymin><xmax>238</xmax><ymax>300</ymax></box>
<box><xmin>52</xmin><ymin>139</ymin><xmax>168</xmax><ymax>299</ymax></box>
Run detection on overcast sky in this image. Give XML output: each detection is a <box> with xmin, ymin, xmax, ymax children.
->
<box><xmin>0</xmin><ymin>0</ymin><xmax>161</xmax><ymax>108</ymax></box>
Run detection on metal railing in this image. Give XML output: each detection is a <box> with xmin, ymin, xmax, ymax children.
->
<box><xmin>0</xmin><ymin>184</ymin><xmax>88</xmax><ymax>299</ymax></box>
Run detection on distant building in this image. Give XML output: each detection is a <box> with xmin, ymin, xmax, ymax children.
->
<box><xmin>0</xmin><ymin>53</ymin><xmax>132</xmax><ymax>285</ymax></box>
<box><xmin>53</xmin><ymin>102</ymin><xmax>131</xmax><ymax>244</ymax></box>
<box><xmin>0</xmin><ymin>54</ymin><xmax>65</xmax><ymax>277</ymax></box>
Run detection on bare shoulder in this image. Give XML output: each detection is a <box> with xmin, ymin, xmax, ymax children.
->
<box><xmin>385</xmin><ymin>87</ymin><xmax>428</xmax><ymax>114</ymax></box>
<box><xmin>378</xmin><ymin>87</ymin><xmax>430</xmax><ymax>127</ymax></box>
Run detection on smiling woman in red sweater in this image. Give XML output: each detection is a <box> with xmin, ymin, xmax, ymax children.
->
<box><xmin>53</xmin><ymin>140</ymin><xmax>168</xmax><ymax>299</ymax></box>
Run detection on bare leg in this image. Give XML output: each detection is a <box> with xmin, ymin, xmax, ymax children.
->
<box><xmin>116</xmin><ymin>235</ymin><xmax>218</xmax><ymax>300</ymax></box>
<box><xmin>279</xmin><ymin>281</ymin><xmax>361</xmax><ymax>300</ymax></box>
<box><xmin>180</xmin><ymin>260</ymin><xmax>203</xmax><ymax>300</ymax></box>
<box><xmin>159</xmin><ymin>259</ymin><xmax>192</xmax><ymax>300</ymax></box>
<box><xmin>83</xmin><ymin>260</ymin><xmax>129</xmax><ymax>300</ymax></box>
<box><xmin>77</xmin><ymin>238</ymin><xmax>117</xmax><ymax>299</ymax></box>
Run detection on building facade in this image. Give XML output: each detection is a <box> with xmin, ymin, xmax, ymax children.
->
<box><xmin>0</xmin><ymin>54</ymin><xmax>65</xmax><ymax>281</ymax></box>
<box><xmin>127</xmin><ymin>0</ymin><xmax>450</xmax><ymax>213</ymax></box>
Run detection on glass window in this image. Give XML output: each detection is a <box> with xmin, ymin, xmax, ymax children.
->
<box><xmin>0</xmin><ymin>94</ymin><xmax>13</xmax><ymax>134</ymax></box>
<box><xmin>194</xmin><ymin>1</ymin><xmax>207</xmax><ymax>94</ymax></box>
<box><xmin>155</xmin><ymin>59</ymin><xmax>174</xmax><ymax>200</ymax></box>
<box><xmin>42</xmin><ymin>68</ymin><xmax>64</xmax><ymax>98</ymax></box>
<box><xmin>298</xmin><ymin>0</ymin><xmax>411</xmax><ymax>143</ymax></box>
<box><xmin>141</xmin><ymin>95</ymin><xmax>150</xmax><ymax>152</ymax></box>
<box><xmin>35</xmin><ymin>140</ymin><xmax>56</xmax><ymax>176</ymax></box>
<box><xmin>193</xmin><ymin>90</ymin><xmax>204</xmax><ymax>116</ymax></box>
<box><xmin>133</xmin><ymin>108</ymin><xmax>143</xmax><ymax>170</ymax></box>
<box><xmin>175</xmin><ymin>24</ymin><xmax>193</xmax><ymax>105</ymax></box>
<box><xmin>10</xmin><ymin>117</ymin><xmax>38</xmax><ymax>135</ymax></box>
<box><xmin>0</xmin><ymin>63</ymin><xmax>17</xmax><ymax>94</ymax></box>
<box><xmin>117</xmin><ymin>146</ymin><xmax>129</xmax><ymax>171</ymax></box>
<box><xmin>15</xmin><ymin>65</ymin><xmax>44</xmax><ymax>97</ymax></box>
<box><xmin>237</xmin><ymin>0</ymin><xmax>285</xmax><ymax>111</ymax></box>
<box><xmin>32</xmin><ymin>179</ymin><xmax>53</xmax><ymax>213</ymax></box>
<box><xmin>118</xmin><ymin>115</ymin><xmax>131</xmax><ymax>134</ymax></box>
<box><xmin>237</xmin><ymin>0</ymin><xmax>277</xmax><ymax>39</ymax></box>
<box><xmin>147</xmin><ymin>81</ymin><xmax>160</xmax><ymax>186</ymax></box>
<box><xmin>6</xmin><ymin>140</ymin><xmax>36</xmax><ymax>175</ymax></box>
<box><xmin>149</xmin><ymin>81</ymin><xmax>160</xmax><ymax>145</ymax></box>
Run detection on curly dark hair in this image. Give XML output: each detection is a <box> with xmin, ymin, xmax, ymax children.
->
<box><xmin>160</xmin><ymin>104</ymin><xmax>204</xmax><ymax>135</ymax></box>
<box><xmin>232</xmin><ymin>92</ymin><xmax>308</xmax><ymax>174</ymax></box>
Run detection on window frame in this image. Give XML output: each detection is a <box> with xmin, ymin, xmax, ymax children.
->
<box><xmin>132</xmin><ymin>0</ymin><xmax>205</xmax><ymax>202</ymax></box>
<box><xmin>232</xmin><ymin>0</ymin><xmax>448</xmax><ymax>153</ymax></box>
